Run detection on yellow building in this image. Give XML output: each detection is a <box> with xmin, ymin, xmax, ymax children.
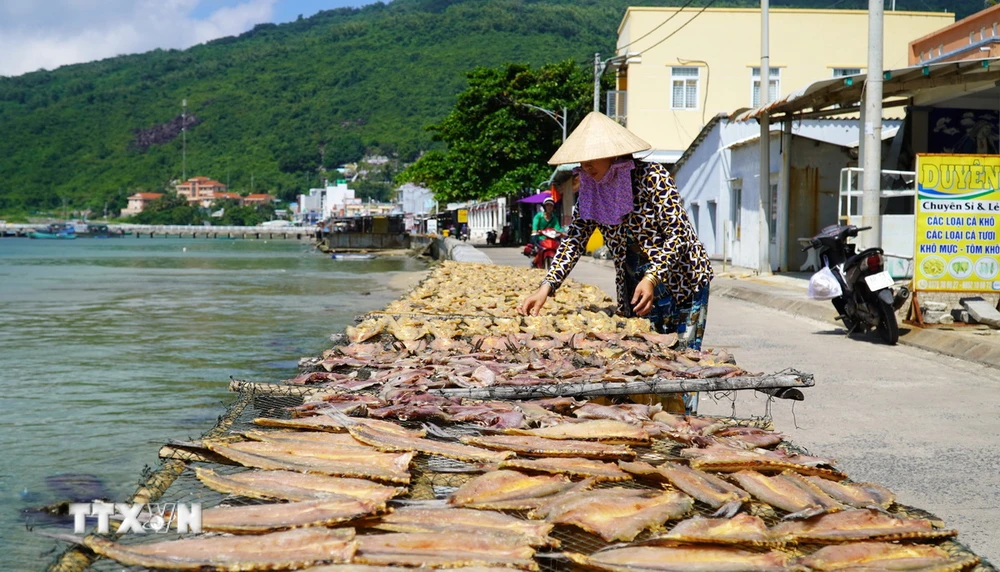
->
<box><xmin>614</xmin><ymin>7</ymin><xmax>955</xmax><ymax>163</ymax></box>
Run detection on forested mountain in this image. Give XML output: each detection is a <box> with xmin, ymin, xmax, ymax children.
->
<box><xmin>0</xmin><ymin>0</ymin><xmax>984</xmax><ymax>215</ymax></box>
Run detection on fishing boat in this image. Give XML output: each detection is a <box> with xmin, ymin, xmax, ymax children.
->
<box><xmin>28</xmin><ymin>223</ymin><xmax>77</xmax><ymax>239</ymax></box>
<box><xmin>331</xmin><ymin>253</ymin><xmax>376</xmax><ymax>260</ymax></box>
<box><xmin>81</xmin><ymin>223</ymin><xmax>123</xmax><ymax>238</ymax></box>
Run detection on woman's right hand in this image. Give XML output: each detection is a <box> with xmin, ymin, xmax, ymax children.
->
<box><xmin>518</xmin><ymin>284</ymin><xmax>551</xmax><ymax>316</ymax></box>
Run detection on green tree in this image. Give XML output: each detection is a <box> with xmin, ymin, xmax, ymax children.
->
<box><xmin>128</xmin><ymin>193</ymin><xmax>205</xmax><ymax>225</ymax></box>
<box><xmin>398</xmin><ymin>60</ymin><xmax>599</xmax><ymax>202</ymax></box>
<box><xmin>218</xmin><ymin>201</ymin><xmax>276</xmax><ymax>225</ymax></box>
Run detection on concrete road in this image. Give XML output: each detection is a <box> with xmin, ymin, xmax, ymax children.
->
<box><xmin>701</xmin><ymin>295</ymin><xmax>999</xmax><ymax>564</ymax></box>
<box><xmin>484</xmin><ymin>247</ymin><xmax>999</xmax><ymax>565</ymax></box>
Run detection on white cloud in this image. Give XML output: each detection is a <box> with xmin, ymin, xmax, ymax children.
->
<box><xmin>0</xmin><ymin>0</ymin><xmax>277</xmax><ymax>77</ymax></box>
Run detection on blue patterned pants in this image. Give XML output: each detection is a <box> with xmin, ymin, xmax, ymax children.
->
<box><xmin>624</xmin><ymin>245</ymin><xmax>711</xmax><ymax>413</ymax></box>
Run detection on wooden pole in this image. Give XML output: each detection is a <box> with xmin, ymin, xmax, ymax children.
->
<box><xmin>426</xmin><ymin>373</ymin><xmax>811</xmax><ymax>400</ymax></box>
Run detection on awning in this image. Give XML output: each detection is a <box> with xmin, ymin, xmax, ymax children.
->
<box><xmin>517</xmin><ymin>191</ymin><xmax>552</xmax><ymax>204</ymax></box>
<box><xmin>732</xmin><ymin>57</ymin><xmax>1000</xmax><ymax>122</ymax></box>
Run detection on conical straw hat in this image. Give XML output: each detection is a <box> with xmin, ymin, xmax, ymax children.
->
<box><xmin>548</xmin><ymin>112</ymin><xmax>651</xmax><ymax>165</ymax></box>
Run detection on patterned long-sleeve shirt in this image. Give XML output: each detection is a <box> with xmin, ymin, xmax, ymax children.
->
<box><xmin>543</xmin><ymin>160</ymin><xmax>713</xmax><ymax>316</ymax></box>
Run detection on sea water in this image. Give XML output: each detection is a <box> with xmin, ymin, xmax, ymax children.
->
<box><xmin>0</xmin><ymin>237</ymin><xmax>425</xmax><ymax>570</ymax></box>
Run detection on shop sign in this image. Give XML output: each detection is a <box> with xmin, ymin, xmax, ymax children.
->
<box><xmin>914</xmin><ymin>154</ymin><xmax>1000</xmax><ymax>292</ymax></box>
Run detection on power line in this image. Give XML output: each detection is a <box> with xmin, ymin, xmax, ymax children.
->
<box><xmin>636</xmin><ymin>0</ymin><xmax>719</xmax><ymax>57</ymax></box>
<box><xmin>617</xmin><ymin>0</ymin><xmax>698</xmax><ymax>51</ymax></box>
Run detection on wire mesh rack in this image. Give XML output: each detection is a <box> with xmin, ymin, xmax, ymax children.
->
<box><xmin>43</xmin><ymin>386</ymin><xmax>996</xmax><ymax>572</ymax></box>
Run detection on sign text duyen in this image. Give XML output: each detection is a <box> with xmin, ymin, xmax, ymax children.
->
<box><xmin>915</xmin><ymin>155</ymin><xmax>1000</xmax><ymax>293</ymax></box>
<box><xmin>68</xmin><ymin>502</ymin><xmax>202</xmax><ymax>534</ymax></box>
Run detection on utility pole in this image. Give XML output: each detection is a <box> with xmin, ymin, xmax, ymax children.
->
<box><xmin>758</xmin><ymin>0</ymin><xmax>771</xmax><ymax>275</ymax></box>
<box><xmin>560</xmin><ymin>106</ymin><xmax>567</xmax><ymax>142</ymax></box>
<box><xmin>182</xmin><ymin>99</ymin><xmax>187</xmax><ymax>181</ymax></box>
<box><xmin>593</xmin><ymin>53</ymin><xmax>601</xmax><ymax>112</ymax></box>
<box><xmin>862</xmin><ymin>0</ymin><xmax>884</xmax><ymax>249</ymax></box>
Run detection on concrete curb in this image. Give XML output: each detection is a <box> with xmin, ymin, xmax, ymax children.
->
<box><xmin>441</xmin><ymin>237</ymin><xmax>493</xmax><ymax>264</ymax></box>
<box><xmin>713</xmin><ymin>278</ymin><xmax>1000</xmax><ymax>371</ymax></box>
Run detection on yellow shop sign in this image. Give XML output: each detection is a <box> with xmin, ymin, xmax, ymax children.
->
<box><xmin>914</xmin><ymin>154</ymin><xmax>1000</xmax><ymax>293</ymax></box>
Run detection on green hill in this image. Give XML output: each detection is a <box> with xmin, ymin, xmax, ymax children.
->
<box><xmin>0</xmin><ymin>0</ymin><xmax>984</xmax><ymax>215</ymax></box>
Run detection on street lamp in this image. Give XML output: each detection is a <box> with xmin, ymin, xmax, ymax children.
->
<box><xmin>516</xmin><ymin>102</ymin><xmax>567</xmax><ymax>142</ymax></box>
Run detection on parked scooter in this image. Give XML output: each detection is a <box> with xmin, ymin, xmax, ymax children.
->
<box><xmin>522</xmin><ymin>228</ymin><xmax>565</xmax><ymax>270</ymax></box>
<box><xmin>804</xmin><ymin>224</ymin><xmax>909</xmax><ymax>344</ymax></box>
<box><xmin>486</xmin><ymin>230</ymin><xmax>497</xmax><ymax>245</ymax></box>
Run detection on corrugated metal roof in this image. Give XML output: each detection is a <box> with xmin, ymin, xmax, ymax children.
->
<box><xmin>733</xmin><ymin>57</ymin><xmax>1000</xmax><ymax>122</ymax></box>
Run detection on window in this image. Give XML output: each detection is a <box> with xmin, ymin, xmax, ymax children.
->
<box><xmin>671</xmin><ymin>66</ymin><xmax>699</xmax><ymax>110</ymax></box>
<box><xmin>729</xmin><ymin>181</ymin><xmax>742</xmax><ymax>241</ymax></box>
<box><xmin>993</xmin><ymin>23</ymin><xmax>997</xmax><ymax>37</ymax></box>
<box><xmin>833</xmin><ymin>68</ymin><xmax>861</xmax><ymax>77</ymax></box>
<box><xmin>689</xmin><ymin>203</ymin><xmax>700</xmax><ymax>234</ymax></box>
<box><xmin>971</xmin><ymin>31</ymin><xmax>976</xmax><ymax>44</ymax></box>
<box><xmin>981</xmin><ymin>27</ymin><xmax>987</xmax><ymax>41</ymax></box>
<box><xmin>751</xmin><ymin>67</ymin><xmax>780</xmax><ymax>107</ymax></box>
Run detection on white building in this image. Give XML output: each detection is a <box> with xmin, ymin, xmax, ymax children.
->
<box><xmin>466</xmin><ymin>198</ymin><xmax>509</xmax><ymax>243</ymax></box>
<box><xmin>672</xmin><ymin>115</ymin><xmax>902</xmax><ymax>272</ymax></box>
<box><xmin>396</xmin><ymin>183</ymin><xmax>435</xmax><ymax>216</ymax></box>
<box><xmin>297</xmin><ymin>180</ymin><xmax>361</xmax><ymax>222</ymax></box>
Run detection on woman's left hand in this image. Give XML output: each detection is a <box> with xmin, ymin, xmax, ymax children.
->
<box><xmin>631</xmin><ymin>279</ymin><xmax>655</xmax><ymax>317</ymax></box>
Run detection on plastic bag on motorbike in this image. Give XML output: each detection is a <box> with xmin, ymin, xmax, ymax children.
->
<box><xmin>807</xmin><ymin>266</ymin><xmax>843</xmax><ymax>300</ymax></box>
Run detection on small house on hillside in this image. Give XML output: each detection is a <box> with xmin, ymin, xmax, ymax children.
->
<box><xmin>121</xmin><ymin>192</ymin><xmax>164</xmax><ymax>216</ymax></box>
<box><xmin>244</xmin><ymin>193</ymin><xmax>276</xmax><ymax>205</ymax></box>
<box><xmin>176</xmin><ymin>176</ymin><xmax>227</xmax><ymax>205</ymax></box>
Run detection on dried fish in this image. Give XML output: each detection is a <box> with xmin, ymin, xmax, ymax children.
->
<box><xmin>200</xmin><ymin>498</ymin><xmax>381</xmax><ymax>533</ymax></box>
<box><xmin>461</xmin><ymin>434</ymin><xmax>635</xmax><ymax>460</ymax></box>
<box><xmin>504</xmin><ymin>419</ymin><xmax>650</xmax><ymax>444</ymax></box>
<box><xmin>242</xmin><ymin>430</ymin><xmax>370</xmax><ymax>448</ymax></box>
<box><xmin>253</xmin><ymin>415</ymin><xmax>426</xmax><ymax>437</ymax></box>
<box><xmin>712</xmin><ymin>426</ymin><xmax>784</xmax><ymax>448</ymax></box>
<box><xmin>621</xmin><ymin>461</ymin><xmax>749</xmax><ymax>517</ymax></box>
<box><xmin>372</xmin><ymin>507</ymin><xmax>555</xmax><ymax>547</ymax></box>
<box><xmin>449</xmin><ymin>469</ymin><xmax>574</xmax><ymax>509</ymax></box>
<box><xmin>682</xmin><ymin>444</ymin><xmax>847</xmax><ymax>480</ymax></box>
<box><xmin>565</xmin><ymin>545</ymin><xmax>793</xmax><ymax>572</ymax></box>
<box><xmin>729</xmin><ymin>470</ymin><xmax>845</xmax><ymax>519</ymax></box>
<box><xmin>213</xmin><ymin>441</ymin><xmax>417</xmax><ymax>482</ymax></box>
<box><xmin>771</xmin><ymin>508</ymin><xmax>958</xmax><ymax>543</ymax></box>
<box><xmin>304</xmin><ymin>567</ymin><xmax>515</xmax><ymax>572</ymax></box>
<box><xmin>221</xmin><ymin>440</ymin><xmax>396</xmax><ymax>463</ymax></box>
<box><xmin>500</xmin><ymin>457</ymin><xmax>632</xmax><ymax>482</ymax></box>
<box><xmin>194</xmin><ymin>468</ymin><xmax>404</xmax><ymax>503</ymax></box>
<box><xmin>347</xmin><ymin>422</ymin><xmax>512</xmax><ymax>463</ymax></box>
<box><xmin>354</xmin><ymin>532</ymin><xmax>538</xmax><ymax>571</ymax></box>
<box><xmin>538</xmin><ymin>488</ymin><xmax>694</xmax><ymax>542</ymax></box>
<box><xmin>346</xmin><ymin>317</ymin><xmax>388</xmax><ymax>342</ymax></box>
<box><xmin>203</xmin><ymin>442</ymin><xmax>413</xmax><ymax>484</ymax></box>
<box><xmin>797</xmin><ymin>541</ymin><xmax>978</xmax><ymax>571</ymax></box>
<box><xmin>803</xmin><ymin>476</ymin><xmax>896</xmax><ymax>509</ymax></box>
<box><xmin>572</xmin><ymin>403</ymin><xmax>658</xmax><ymax>424</ymax></box>
<box><xmin>648</xmin><ymin>513</ymin><xmax>783</xmax><ymax>547</ymax></box>
<box><xmin>79</xmin><ymin>527</ymin><xmax>356</xmax><ymax>570</ymax></box>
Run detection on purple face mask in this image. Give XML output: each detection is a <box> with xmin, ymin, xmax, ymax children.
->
<box><xmin>574</xmin><ymin>158</ymin><xmax>635</xmax><ymax>226</ymax></box>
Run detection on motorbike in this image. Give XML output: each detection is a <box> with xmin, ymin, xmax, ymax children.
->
<box><xmin>522</xmin><ymin>228</ymin><xmax>565</xmax><ymax>270</ymax></box>
<box><xmin>804</xmin><ymin>224</ymin><xmax>909</xmax><ymax>345</ymax></box>
<box><xmin>486</xmin><ymin>230</ymin><xmax>497</xmax><ymax>246</ymax></box>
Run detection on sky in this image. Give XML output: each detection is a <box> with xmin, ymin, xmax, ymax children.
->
<box><xmin>0</xmin><ymin>0</ymin><xmax>381</xmax><ymax>77</ymax></box>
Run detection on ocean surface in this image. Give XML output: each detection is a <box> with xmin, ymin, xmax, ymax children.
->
<box><xmin>0</xmin><ymin>236</ymin><xmax>426</xmax><ymax>570</ymax></box>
